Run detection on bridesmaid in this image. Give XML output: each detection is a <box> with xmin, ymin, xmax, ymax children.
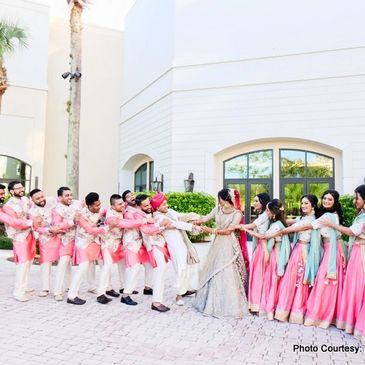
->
<box><xmin>303</xmin><ymin>190</ymin><xmax>347</xmax><ymax>329</ymax></box>
<box><xmin>245</xmin><ymin>199</ymin><xmax>291</xmax><ymax>320</ymax></box>
<box><xmin>321</xmin><ymin>185</ymin><xmax>365</xmax><ymax>335</ymax></box>
<box><xmin>274</xmin><ymin>195</ymin><xmax>320</xmax><ymax>324</ymax></box>
<box><xmin>235</xmin><ymin>193</ymin><xmax>271</xmax><ymax>312</ymax></box>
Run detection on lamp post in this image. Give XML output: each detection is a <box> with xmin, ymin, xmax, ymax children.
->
<box><xmin>184</xmin><ymin>172</ymin><xmax>195</xmax><ymax>192</ymax></box>
<box><xmin>152</xmin><ymin>173</ymin><xmax>164</xmax><ymax>192</ymax></box>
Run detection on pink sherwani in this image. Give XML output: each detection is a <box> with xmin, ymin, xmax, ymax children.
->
<box><xmin>73</xmin><ymin>207</ymin><xmax>105</xmax><ymax>264</ymax></box>
<box><xmin>29</xmin><ymin>199</ymin><xmax>59</xmax><ymax>264</ymax></box>
<box><xmin>123</xmin><ymin>207</ymin><xmax>151</xmax><ymax>268</ymax></box>
<box><xmin>103</xmin><ymin>208</ymin><xmax>144</xmax><ymax>263</ymax></box>
<box><xmin>2</xmin><ymin>197</ymin><xmax>35</xmax><ymax>263</ymax></box>
<box><xmin>52</xmin><ymin>201</ymin><xmax>80</xmax><ymax>258</ymax></box>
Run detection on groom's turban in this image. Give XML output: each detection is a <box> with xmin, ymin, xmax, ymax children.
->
<box><xmin>150</xmin><ymin>192</ymin><xmax>166</xmax><ymax>210</ymax></box>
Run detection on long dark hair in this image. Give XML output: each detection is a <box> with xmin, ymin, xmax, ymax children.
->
<box><xmin>354</xmin><ymin>184</ymin><xmax>365</xmax><ymax>213</ymax></box>
<box><xmin>317</xmin><ymin>189</ymin><xmax>345</xmax><ymax>225</ymax></box>
<box><xmin>267</xmin><ymin>199</ymin><xmax>287</xmax><ymax>227</ymax></box>
<box><xmin>256</xmin><ymin>193</ymin><xmax>271</xmax><ymax>215</ymax></box>
<box><xmin>218</xmin><ymin>188</ymin><xmax>233</xmax><ymax>206</ymax></box>
<box><xmin>300</xmin><ymin>194</ymin><xmax>319</xmax><ymax>218</ymax></box>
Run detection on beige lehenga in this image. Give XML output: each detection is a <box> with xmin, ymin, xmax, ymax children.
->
<box><xmin>194</xmin><ymin>206</ymin><xmax>249</xmax><ymax>318</ymax></box>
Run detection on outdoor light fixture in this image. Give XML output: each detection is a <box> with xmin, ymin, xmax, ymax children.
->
<box><xmin>184</xmin><ymin>172</ymin><xmax>195</xmax><ymax>192</ymax></box>
<box><xmin>61</xmin><ymin>70</ymin><xmax>82</xmax><ymax>81</ymax></box>
<box><xmin>152</xmin><ymin>173</ymin><xmax>164</xmax><ymax>192</ymax></box>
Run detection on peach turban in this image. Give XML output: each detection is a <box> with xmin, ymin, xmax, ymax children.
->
<box><xmin>150</xmin><ymin>192</ymin><xmax>166</xmax><ymax>210</ymax></box>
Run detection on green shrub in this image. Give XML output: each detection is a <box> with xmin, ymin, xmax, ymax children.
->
<box><xmin>0</xmin><ymin>235</ymin><xmax>13</xmax><ymax>250</ymax></box>
<box><xmin>136</xmin><ymin>191</ymin><xmax>217</xmax><ymax>241</ymax></box>
<box><xmin>340</xmin><ymin>194</ymin><xmax>357</xmax><ymax>241</ymax></box>
<box><xmin>166</xmin><ymin>192</ymin><xmax>216</xmax><ymax>241</ymax></box>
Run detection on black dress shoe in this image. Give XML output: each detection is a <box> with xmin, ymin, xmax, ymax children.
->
<box><xmin>97</xmin><ymin>295</ymin><xmax>112</xmax><ymax>304</ymax></box>
<box><xmin>182</xmin><ymin>290</ymin><xmax>197</xmax><ymax>297</ymax></box>
<box><xmin>121</xmin><ymin>296</ymin><xmax>138</xmax><ymax>305</ymax></box>
<box><xmin>67</xmin><ymin>297</ymin><xmax>86</xmax><ymax>305</ymax></box>
<box><xmin>119</xmin><ymin>288</ymin><xmax>139</xmax><ymax>295</ymax></box>
<box><xmin>143</xmin><ymin>288</ymin><xmax>153</xmax><ymax>295</ymax></box>
<box><xmin>105</xmin><ymin>289</ymin><xmax>120</xmax><ymax>298</ymax></box>
<box><xmin>151</xmin><ymin>303</ymin><xmax>170</xmax><ymax>312</ymax></box>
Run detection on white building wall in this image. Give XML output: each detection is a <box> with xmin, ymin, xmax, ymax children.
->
<box><xmin>44</xmin><ymin>18</ymin><xmax>123</xmax><ymax>203</ymax></box>
<box><xmin>121</xmin><ymin>0</ymin><xmax>365</xmax><ymax>196</ymax></box>
<box><xmin>0</xmin><ymin>0</ymin><xmax>49</xmax><ymax>189</ymax></box>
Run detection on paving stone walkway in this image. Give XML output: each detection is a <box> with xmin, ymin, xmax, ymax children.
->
<box><xmin>0</xmin><ymin>248</ymin><xmax>364</xmax><ymax>365</ymax></box>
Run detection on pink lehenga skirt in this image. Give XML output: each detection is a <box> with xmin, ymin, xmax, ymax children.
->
<box><xmin>259</xmin><ymin>243</ymin><xmax>281</xmax><ymax>320</ymax></box>
<box><xmin>248</xmin><ymin>240</ymin><xmax>268</xmax><ymax>312</ymax></box>
<box><xmin>354</xmin><ymin>302</ymin><xmax>365</xmax><ymax>346</ymax></box>
<box><xmin>337</xmin><ymin>243</ymin><xmax>365</xmax><ymax>334</ymax></box>
<box><xmin>275</xmin><ymin>241</ymin><xmax>310</xmax><ymax>324</ymax></box>
<box><xmin>304</xmin><ymin>241</ymin><xmax>345</xmax><ymax>329</ymax></box>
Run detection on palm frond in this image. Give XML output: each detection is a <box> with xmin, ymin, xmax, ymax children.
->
<box><xmin>0</xmin><ymin>20</ymin><xmax>28</xmax><ymax>62</ymax></box>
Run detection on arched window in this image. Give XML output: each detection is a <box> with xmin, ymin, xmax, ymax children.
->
<box><xmin>280</xmin><ymin>149</ymin><xmax>334</xmax><ymax>217</ymax></box>
<box><xmin>134</xmin><ymin>161</ymin><xmax>154</xmax><ymax>192</ymax></box>
<box><xmin>224</xmin><ymin>150</ymin><xmax>273</xmax><ymax>223</ymax></box>
<box><xmin>0</xmin><ymin>155</ymin><xmax>32</xmax><ymax>192</ymax></box>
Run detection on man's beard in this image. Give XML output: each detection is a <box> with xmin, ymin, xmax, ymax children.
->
<box><xmin>142</xmin><ymin>208</ymin><xmax>152</xmax><ymax>214</ymax></box>
<box><xmin>36</xmin><ymin>201</ymin><xmax>46</xmax><ymax>207</ymax></box>
<box><xmin>13</xmin><ymin>192</ymin><xmax>24</xmax><ymax>198</ymax></box>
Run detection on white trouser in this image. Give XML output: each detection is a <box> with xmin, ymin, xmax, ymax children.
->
<box><xmin>40</xmin><ymin>262</ymin><xmax>52</xmax><ymax>291</ymax></box>
<box><xmin>68</xmin><ymin>261</ymin><xmax>96</xmax><ymax>299</ymax></box>
<box><xmin>152</xmin><ymin>246</ymin><xmax>168</xmax><ymax>303</ymax></box>
<box><xmin>13</xmin><ymin>259</ymin><xmax>33</xmax><ymax>298</ymax></box>
<box><xmin>143</xmin><ymin>261</ymin><xmax>154</xmax><ymax>288</ymax></box>
<box><xmin>124</xmin><ymin>263</ymin><xmax>141</xmax><ymax>295</ymax></box>
<box><xmin>54</xmin><ymin>255</ymin><xmax>71</xmax><ymax>296</ymax></box>
<box><xmin>97</xmin><ymin>249</ymin><xmax>114</xmax><ymax>296</ymax></box>
<box><xmin>167</xmin><ymin>241</ymin><xmax>189</xmax><ymax>296</ymax></box>
<box><xmin>117</xmin><ymin>260</ymin><xmax>125</xmax><ymax>288</ymax></box>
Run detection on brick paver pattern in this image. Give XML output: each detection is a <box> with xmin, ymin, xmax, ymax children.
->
<box><xmin>0</xmin><ymin>252</ymin><xmax>364</xmax><ymax>365</ymax></box>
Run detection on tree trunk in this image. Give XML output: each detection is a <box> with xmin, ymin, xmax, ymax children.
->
<box><xmin>66</xmin><ymin>4</ymin><xmax>83</xmax><ymax>199</ymax></box>
<box><xmin>0</xmin><ymin>65</ymin><xmax>8</xmax><ymax>114</ymax></box>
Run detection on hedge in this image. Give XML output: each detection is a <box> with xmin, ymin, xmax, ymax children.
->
<box><xmin>0</xmin><ymin>236</ymin><xmax>12</xmax><ymax>250</ymax></box>
<box><xmin>339</xmin><ymin>194</ymin><xmax>357</xmax><ymax>241</ymax></box>
<box><xmin>134</xmin><ymin>191</ymin><xmax>216</xmax><ymax>241</ymax></box>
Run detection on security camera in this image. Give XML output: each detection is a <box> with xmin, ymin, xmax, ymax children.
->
<box><xmin>74</xmin><ymin>71</ymin><xmax>82</xmax><ymax>78</ymax></box>
<box><xmin>61</xmin><ymin>72</ymin><xmax>71</xmax><ymax>79</ymax></box>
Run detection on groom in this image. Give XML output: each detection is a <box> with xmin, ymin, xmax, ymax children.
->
<box><xmin>150</xmin><ymin>192</ymin><xmax>201</xmax><ymax>306</ymax></box>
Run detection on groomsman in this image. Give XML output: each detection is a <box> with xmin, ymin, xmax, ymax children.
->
<box><xmin>151</xmin><ymin>193</ymin><xmax>201</xmax><ymax>306</ymax></box>
<box><xmin>122</xmin><ymin>190</ymin><xmax>154</xmax><ymax>298</ymax></box>
<box><xmin>28</xmin><ymin>189</ymin><xmax>62</xmax><ymax>297</ymax></box>
<box><xmin>52</xmin><ymin>187</ymin><xmax>81</xmax><ymax>301</ymax></box>
<box><xmin>136</xmin><ymin>194</ymin><xmax>171</xmax><ymax>312</ymax></box>
<box><xmin>67</xmin><ymin>192</ymin><xmax>105</xmax><ymax>305</ymax></box>
<box><xmin>1</xmin><ymin>181</ymin><xmax>35</xmax><ymax>301</ymax></box>
<box><xmin>0</xmin><ymin>183</ymin><xmax>5</xmax><ymax>205</ymax></box>
<box><xmin>96</xmin><ymin>194</ymin><xmax>144</xmax><ymax>304</ymax></box>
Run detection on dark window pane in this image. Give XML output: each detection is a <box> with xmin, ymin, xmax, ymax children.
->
<box><xmin>250</xmin><ymin>183</ymin><xmax>270</xmax><ymax>223</ymax></box>
<box><xmin>227</xmin><ymin>183</ymin><xmax>246</xmax><ymax>213</ymax></box>
<box><xmin>307</xmin><ymin>153</ymin><xmax>333</xmax><ymax>178</ymax></box>
<box><xmin>224</xmin><ymin>155</ymin><xmax>247</xmax><ymax>179</ymax></box>
<box><xmin>280</xmin><ymin>150</ymin><xmax>305</xmax><ymax>178</ymax></box>
<box><xmin>284</xmin><ymin>183</ymin><xmax>304</xmax><ymax>218</ymax></box>
<box><xmin>149</xmin><ymin>161</ymin><xmax>154</xmax><ymax>191</ymax></box>
<box><xmin>134</xmin><ymin>163</ymin><xmax>147</xmax><ymax>192</ymax></box>
<box><xmin>249</xmin><ymin>151</ymin><xmax>272</xmax><ymax>178</ymax></box>
<box><xmin>309</xmin><ymin>182</ymin><xmax>330</xmax><ymax>198</ymax></box>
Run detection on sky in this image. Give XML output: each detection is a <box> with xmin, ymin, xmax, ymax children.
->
<box><xmin>35</xmin><ymin>0</ymin><xmax>136</xmax><ymax>30</ymax></box>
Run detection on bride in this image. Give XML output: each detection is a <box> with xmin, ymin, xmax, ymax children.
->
<box><xmin>193</xmin><ymin>188</ymin><xmax>249</xmax><ymax>318</ymax></box>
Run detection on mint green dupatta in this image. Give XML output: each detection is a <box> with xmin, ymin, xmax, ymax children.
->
<box><xmin>303</xmin><ymin>229</ymin><xmax>322</xmax><ymax>285</ymax></box>
<box><xmin>347</xmin><ymin>212</ymin><xmax>365</xmax><ymax>257</ymax></box>
<box><xmin>266</xmin><ymin>221</ymin><xmax>291</xmax><ymax>277</ymax></box>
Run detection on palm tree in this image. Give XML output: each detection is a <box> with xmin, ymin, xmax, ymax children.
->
<box><xmin>66</xmin><ymin>0</ymin><xmax>88</xmax><ymax>199</ymax></box>
<box><xmin>0</xmin><ymin>21</ymin><xmax>27</xmax><ymax>113</ymax></box>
